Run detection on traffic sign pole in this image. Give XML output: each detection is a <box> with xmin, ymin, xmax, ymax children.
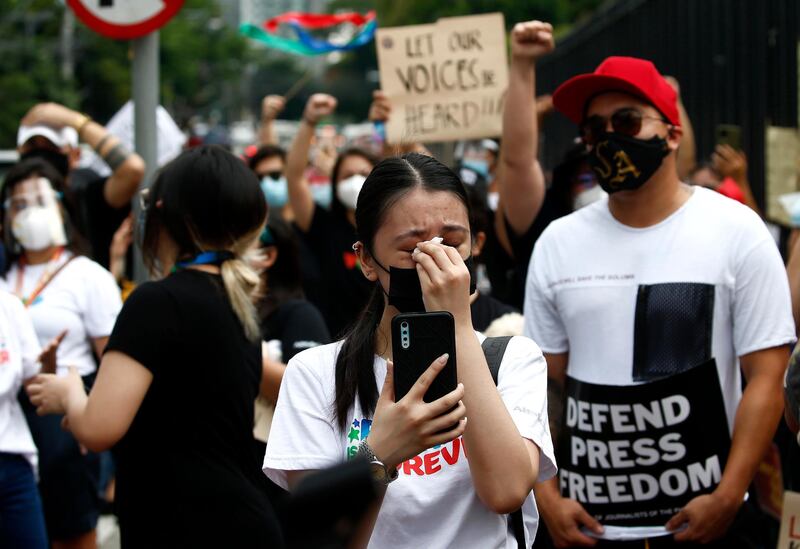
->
<box><xmin>132</xmin><ymin>31</ymin><xmax>159</xmax><ymax>283</ymax></box>
<box><xmin>67</xmin><ymin>0</ymin><xmax>182</xmax><ymax>282</ymax></box>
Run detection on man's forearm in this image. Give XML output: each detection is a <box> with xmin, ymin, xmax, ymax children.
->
<box><xmin>715</xmin><ymin>369</ymin><xmax>784</xmax><ymax>503</ymax></box>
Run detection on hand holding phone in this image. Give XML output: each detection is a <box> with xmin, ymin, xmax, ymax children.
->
<box><xmin>364</xmin><ymin>355</ymin><xmax>467</xmax><ymax>471</ymax></box>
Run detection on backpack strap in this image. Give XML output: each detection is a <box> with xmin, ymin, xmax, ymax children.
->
<box><xmin>481</xmin><ymin>336</ymin><xmax>526</xmax><ymax>549</ymax></box>
<box><xmin>481</xmin><ymin>336</ymin><xmax>513</xmax><ymax>385</ymax></box>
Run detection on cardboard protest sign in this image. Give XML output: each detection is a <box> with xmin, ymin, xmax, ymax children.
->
<box><xmin>558</xmin><ymin>360</ymin><xmax>730</xmax><ymax>527</ymax></box>
<box><xmin>778</xmin><ymin>490</ymin><xmax>800</xmax><ymax>549</ymax></box>
<box><xmin>375</xmin><ymin>13</ymin><xmax>508</xmax><ymax>144</ymax></box>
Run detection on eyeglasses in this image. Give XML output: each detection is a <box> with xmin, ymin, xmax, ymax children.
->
<box><xmin>580</xmin><ymin>107</ymin><xmax>671</xmax><ymax>145</ymax></box>
<box><xmin>258</xmin><ymin>171</ymin><xmax>283</xmax><ymax>181</ymax></box>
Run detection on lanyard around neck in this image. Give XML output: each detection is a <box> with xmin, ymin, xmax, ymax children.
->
<box><xmin>15</xmin><ymin>247</ymin><xmax>71</xmax><ymax>308</ymax></box>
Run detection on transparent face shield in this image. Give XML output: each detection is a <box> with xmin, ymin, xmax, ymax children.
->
<box><xmin>6</xmin><ymin>177</ymin><xmax>67</xmax><ymax>252</ymax></box>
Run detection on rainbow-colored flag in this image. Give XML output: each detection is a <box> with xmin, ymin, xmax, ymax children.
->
<box><xmin>240</xmin><ymin>11</ymin><xmax>377</xmax><ymax>56</ymax></box>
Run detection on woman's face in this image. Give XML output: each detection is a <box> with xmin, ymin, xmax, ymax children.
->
<box><xmin>336</xmin><ymin>154</ymin><xmax>373</xmax><ymax>184</ymax></box>
<box><xmin>7</xmin><ymin>177</ymin><xmax>62</xmax><ymax>226</ymax></box>
<box><xmin>363</xmin><ymin>187</ymin><xmax>471</xmax><ymax>290</ymax></box>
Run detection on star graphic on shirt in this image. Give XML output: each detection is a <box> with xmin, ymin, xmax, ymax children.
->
<box><xmin>348</xmin><ymin>427</ymin><xmax>360</xmax><ymax>442</ymax></box>
<box><xmin>352</xmin><ymin>419</ymin><xmax>360</xmax><ymax>428</ymax></box>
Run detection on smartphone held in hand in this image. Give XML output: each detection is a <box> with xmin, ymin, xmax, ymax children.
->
<box><xmin>391</xmin><ymin>311</ymin><xmax>457</xmax><ymax>403</ymax></box>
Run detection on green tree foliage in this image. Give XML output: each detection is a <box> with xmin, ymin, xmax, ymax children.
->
<box><xmin>0</xmin><ymin>0</ymin><xmax>256</xmax><ymax>147</ymax></box>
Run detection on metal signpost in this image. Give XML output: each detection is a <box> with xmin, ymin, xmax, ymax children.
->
<box><xmin>66</xmin><ymin>0</ymin><xmax>184</xmax><ymax>281</ymax></box>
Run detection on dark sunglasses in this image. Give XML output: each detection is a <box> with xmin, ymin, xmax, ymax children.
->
<box><xmin>580</xmin><ymin>107</ymin><xmax>670</xmax><ymax>145</ymax></box>
<box><xmin>258</xmin><ymin>170</ymin><xmax>283</xmax><ymax>180</ymax></box>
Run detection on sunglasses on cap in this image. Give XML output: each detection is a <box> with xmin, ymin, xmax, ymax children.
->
<box><xmin>258</xmin><ymin>171</ymin><xmax>283</xmax><ymax>180</ymax></box>
<box><xmin>580</xmin><ymin>107</ymin><xmax>671</xmax><ymax>145</ymax></box>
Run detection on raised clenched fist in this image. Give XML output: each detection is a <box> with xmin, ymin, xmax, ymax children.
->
<box><xmin>511</xmin><ymin>20</ymin><xmax>555</xmax><ymax>62</ymax></box>
<box><xmin>303</xmin><ymin>93</ymin><xmax>337</xmax><ymax>125</ymax></box>
<box><xmin>261</xmin><ymin>95</ymin><xmax>286</xmax><ymax>120</ymax></box>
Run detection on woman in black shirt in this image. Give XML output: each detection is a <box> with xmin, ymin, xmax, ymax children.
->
<box><xmin>285</xmin><ymin>93</ymin><xmax>378</xmax><ymax>338</ymax></box>
<box><xmin>27</xmin><ymin>146</ymin><xmax>283</xmax><ymax>548</ymax></box>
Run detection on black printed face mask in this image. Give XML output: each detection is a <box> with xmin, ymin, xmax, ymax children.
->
<box><xmin>588</xmin><ymin>132</ymin><xmax>670</xmax><ymax>194</ymax></box>
<box><xmin>372</xmin><ymin>255</ymin><xmax>477</xmax><ymax>313</ymax></box>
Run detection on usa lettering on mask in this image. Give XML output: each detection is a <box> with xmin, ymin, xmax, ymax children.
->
<box><xmin>589</xmin><ymin>133</ymin><xmax>669</xmax><ymax>194</ymax></box>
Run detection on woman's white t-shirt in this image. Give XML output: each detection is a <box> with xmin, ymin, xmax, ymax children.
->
<box><xmin>0</xmin><ymin>291</ymin><xmax>41</xmax><ymax>468</ymax></box>
<box><xmin>0</xmin><ymin>253</ymin><xmax>122</xmax><ymax>377</ymax></box>
<box><xmin>264</xmin><ymin>333</ymin><xmax>557</xmax><ymax>548</ymax></box>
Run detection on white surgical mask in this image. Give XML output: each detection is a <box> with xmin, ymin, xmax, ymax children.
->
<box><xmin>12</xmin><ymin>205</ymin><xmax>67</xmax><ymax>251</ymax></box>
<box><xmin>336</xmin><ymin>174</ymin><xmax>367</xmax><ymax>211</ymax></box>
<box><xmin>572</xmin><ymin>185</ymin><xmax>607</xmax><ymax>210</ymax></box>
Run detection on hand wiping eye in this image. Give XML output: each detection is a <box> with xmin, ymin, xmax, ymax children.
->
<box><xmin>412</xmin><ymin>236</ymin><xmax>443</xmax><ymax>255</ymax></box>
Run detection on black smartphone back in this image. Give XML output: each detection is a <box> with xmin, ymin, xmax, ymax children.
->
<box><xmin>392</xmin><ymin>311</ymin><xmax>457</xmax><ymax>403</ymax></box>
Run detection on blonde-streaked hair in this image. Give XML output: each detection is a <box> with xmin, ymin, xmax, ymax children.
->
<box><xmin>141</xmin><ymin>146</ymin><xmax>268</xmax><ymax>342</ymax></box>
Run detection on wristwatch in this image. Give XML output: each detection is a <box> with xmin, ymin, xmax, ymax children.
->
<box><xmin>357</xmin><ymin>439</ymin><xmax>399</xmax><ymax>485</ymax></box>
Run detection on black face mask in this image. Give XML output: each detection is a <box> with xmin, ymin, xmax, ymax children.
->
<box><xmin>373</xmin><ymin>254</ymin><xmax>477</xmax><ymax>313</ymax></box>
<box><xmin>587</xmin><ymin>133</ymin><xmax>670</xmax><ymax>194</ymax></box>
<box><xmin>21</xmin><ymin>148</ymin><xmax>70</xmax><ymax>179</ymax></box>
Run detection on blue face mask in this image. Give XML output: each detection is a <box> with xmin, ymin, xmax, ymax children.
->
<box><xmin>311</xmin><ymin>184</ymin><xmax>333</xmax><ymax>210</ymax></box>
<box><xmin>261</xmin><ymin>176</ymin><xmax>289</xmax><ymax>208</ymax></box>
<box><xmin>462</xmin><ymin>159</ymin><xmax>489</xmax><ymax>178</ymax></box>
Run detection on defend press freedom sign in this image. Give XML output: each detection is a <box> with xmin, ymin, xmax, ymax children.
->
<box><xmin>558</xmin><ymin>360</ymin><xmax>731</xmax><ymax>527</ymax></box>
<box><xmin>375</xmin><ymin>13</ymin><xmax>508</xmax><ymax>144</ymax></box>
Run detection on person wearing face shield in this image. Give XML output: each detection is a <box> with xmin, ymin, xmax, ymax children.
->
<box><xmin>0</xmin><ymin>158</ymin><xmax>122</xmax><ymax>549</ymax></box>
<box><xmin>524</xmin><ymin>56</ymin><xmax>795</xmax><ymax>548</ymax></box>
<box><xmin>17</xmin><ymin>102</ymin><xmax>145</xmax><ymax>271</ymax></box>
<box><xmin>284</xmin><ymin>93</ymin><xmax>379</xmax><ymax>337</ymax></box>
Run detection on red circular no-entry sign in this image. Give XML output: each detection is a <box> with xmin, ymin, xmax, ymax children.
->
<box><xmin>67</xmin><ymin>0</ymin><xmax>184</xmax><ymax>40</ymax></box>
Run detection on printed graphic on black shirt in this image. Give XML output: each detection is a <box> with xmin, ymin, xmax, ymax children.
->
<box><xmin>558</xmin><ymin>360</ymin><xmax>730</xmax><ymax>527</ymax></box>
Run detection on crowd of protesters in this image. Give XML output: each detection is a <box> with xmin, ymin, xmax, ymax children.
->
<box><xmin>1</xmin><ymin>14</ymin><xmax>799</xmax><ymax>549</ymax></box>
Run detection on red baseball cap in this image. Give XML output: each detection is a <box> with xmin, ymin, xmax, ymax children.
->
<box><xmin>552</xmin><ymin>56</ymin><xmax>680</xmax><ymax>126</ymax></box>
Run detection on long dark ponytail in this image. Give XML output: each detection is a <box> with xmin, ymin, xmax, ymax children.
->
<box><xmin>333</xmin><ymin>153</ymin><xmax>470</xmax><ymax>430</ymax></box>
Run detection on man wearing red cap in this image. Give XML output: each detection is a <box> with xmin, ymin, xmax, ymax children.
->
<box><xmin>524</xmin><ymin>57</ymin><xmax>795</xmax><ymax>547</ymax></box>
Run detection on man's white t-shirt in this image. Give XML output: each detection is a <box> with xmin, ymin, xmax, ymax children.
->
<box><xmin>524</xmin><ymin>187</ymin><xmax>795</xmax><ymax>429</ymax></box>
<box><xmin>0</xmin><ymin>291</ymin><xmax>42</xmax><ymax>469</ymax></box>
<box><xmin>264</xmin><ymin>334</ymin><xmax>558</xmax><ymax>548</ymax></box>
<box><xmin>0</xmin><ymin>253</ymin><xmax>122</xmax><ymax>377</ymax></box>
<box><xmin>524</xmin><ymin>187</ymin><xmax>795</xmax><ymax>537</ymax></box>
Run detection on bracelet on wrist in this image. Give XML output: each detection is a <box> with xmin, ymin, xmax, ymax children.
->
<box><xmin>75</xmin><ymin>114</ymin><xmax>92</xmax><ymax>139</ymax></box>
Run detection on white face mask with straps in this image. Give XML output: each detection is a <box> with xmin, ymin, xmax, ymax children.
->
<box><xmin>336</xmin><ymin>174</ymin><xmax>367</xmax><ymax>211</ymax></box>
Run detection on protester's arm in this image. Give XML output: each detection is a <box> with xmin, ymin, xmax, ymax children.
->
<box><xmin>534</xmin><ymin>352</ymin><xmax>602</xmax><ymax>548</ymax></box>
<box><xmin>109</xmin><ymin>215</ymin><xmax>133</xmax><ymax>285</ymax></box>
<box><xmin>26</xmin><ymin>351</ymin><xmax>152</xmax><ymax>452</ymax></box>
<box><xmin>667</xmin><ymin>345</ymin><xmax>788</xmax><ymax>542</ymax></box>
<box><xmin>258</xmin><ymin>95</ymin><xmax>285</xmax><ymax>146</ymax></box>
<box><xmin>413</xmin><ymin>241</ymin><xmax>538</xmax><ymax>513</ymax></box>
<box><xmin>260</xmin><ymin>340</ymin><xmax>286</xmax><ymax>403</ymax></box>
<box><xmin>21</xmin><ymin>102</ymin><xmax>145</xmax><ymax>209</ymax></box>
<box><xmin>287</xmin><ymin>94</ymin><xmax>336</xmax><ymax>232</ymax></box>
<box><xmin>498</xmin><ymin>21</ymin><xmax>553</xmax><ymax>236</ymax></box>
<box><xmin>713</xmin><ymin>144</ymin><xmax>760</xmax><ymax>215</ymax></box>
<box><xmin>92</xmin><ymin>336</ymin><xmax>109</xmax><ymax>360</ymax></box>
<box><xmin>665</xmin><ymin>77</ymin><xmax>696</xmax><ymax>181</ymax></box>
<box><xmin>786</xmin><ymin>231</ymin><xmax>800</xmax><ymax>333</ymax></box>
